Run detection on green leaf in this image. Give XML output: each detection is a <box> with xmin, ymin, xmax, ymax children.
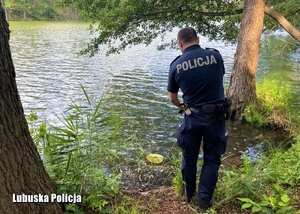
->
<box><xmin>281</xmin><ymin>194</ymin><xmax>290</xmax><ymax>203</ymax></box>
<box><xmin>252</xmin><ymin>206</ymin><xmax>261</xmax><ymax>213</ymax></box>
<box><xmin>262</xmin><ymin>194</ymin><xmax>269</xmax><ymax>202</ymax></box>
<box><xmin>238</xmin><ymin>198</ymin><xmax>254</xmax><ymax>203</ymax></box>
<box><xmin>81</xmin><ymin>84</ymin><xmax>91</xmax><ymax>106</ymax></box>
<box><xmin>241</xmin><ymin>203</ymin><xmax>252</xmax><ymax>209</ymax></box>
<box><xmin>259</xmin><ymin>201</ymin><xmax>270</xmax><ymax>206</ymax></box>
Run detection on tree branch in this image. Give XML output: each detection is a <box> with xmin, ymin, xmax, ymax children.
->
<box><xmin>264</xmin><ymin>5</ymin><xmax>300</xmax><ymax>42</ymax></box>
<box><xmin>290</xmin><ymin>7</ymin><xmax>300</xmax><ymax>17</ymax></box>
<box><xmin>136</xmin><ymin>7</ymin><xmax>244</xmax><ymax>19</ymax></box>
<box><xmin>183</xmin><ymin>6</ymin><xmax>243</xmax><ymax>17</ymax></box>
<box><xmin>217</xmin><ymin>191</ymin><xmax>243</xmax><ymax>207</ymax></box>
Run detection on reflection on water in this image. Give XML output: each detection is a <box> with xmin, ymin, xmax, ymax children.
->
<box><xmin>9</xmin><ymin>21</ymin><xmax>299</xmax><ymax>161</ymax></box>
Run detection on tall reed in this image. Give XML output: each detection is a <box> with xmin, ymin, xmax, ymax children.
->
<box><xmin>30</xmin><ymin>85</ymin><xmax>124</xmax><ymax>212</ymax></box>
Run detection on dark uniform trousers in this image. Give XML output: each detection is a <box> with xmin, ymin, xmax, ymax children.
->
<box><xmin>177</xmin><ymin>108</ymin><xmax>228</xmax><ymax>205</ymax></box>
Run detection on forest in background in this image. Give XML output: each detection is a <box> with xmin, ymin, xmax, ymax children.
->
<box><xmin>1</xmin><ymin>0</ymin><xmax>79</xmax><ymax>20</ymax></box>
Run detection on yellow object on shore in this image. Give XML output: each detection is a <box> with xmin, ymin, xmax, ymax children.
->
<box><xmin>146</xmin><ymin>154</ymin><xmax>164</xmax><ymax>164</ymax></box>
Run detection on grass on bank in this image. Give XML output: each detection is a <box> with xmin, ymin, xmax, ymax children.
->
<box><xmin>243</xmin><ymin>73</ymin><xmax>300</xmax><ymax>133</ymax></box>
<box><xmin>216</xmin><ymin>141</ymin><xmax>300</xmax><ymax>214</ymax></box>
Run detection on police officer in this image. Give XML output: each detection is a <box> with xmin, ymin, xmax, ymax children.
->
<box><xmin>167</xmin><ymin>27</ymin><xmax>228</xmax><ymax>212</ymax></box>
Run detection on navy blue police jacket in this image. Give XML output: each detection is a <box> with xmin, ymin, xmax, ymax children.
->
<box><xmin>167</xmin><ymin>45</ymin><xmax>225</xmax><ymax>107</ymax></box>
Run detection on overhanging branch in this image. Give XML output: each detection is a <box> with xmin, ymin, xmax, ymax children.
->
<box><xmin>185</xmin><ymin>8</ymin><xmax>243</xmax><ymax>17</ymax></box>
<box><xmin>264</xmin><ymin>5</ymin><xmax>300</xmax><ymax>42</ymax></box>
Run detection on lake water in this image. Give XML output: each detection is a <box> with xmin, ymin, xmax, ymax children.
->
<box><xmin>9</xmin><ymin>21</ymin><xmax>300</xmax><ymax>163</ymax></box>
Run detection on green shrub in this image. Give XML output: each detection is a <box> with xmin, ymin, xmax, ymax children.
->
<box><xmin>30</xmin><ymin>85</ymin><xmax>124</xmax><ymax>212</ymax></box>
<box><xmin>239</xmin><ymin>183</ymin><xmax>293</xmax><ymax>213</ymax></box>
<box><xmin>263</xmin><ymin>142</ymin><xmax>300</xmax><ymax>187</ymax></box>
<box><xmin>220</xmin><ymin>139</ymin><xmax>300</xmax><ymax>213</ymax></box>
<box><xmin>169</xmin><ymin>152</ymin><xmax>183</xmax><ymax>195</ymax></box>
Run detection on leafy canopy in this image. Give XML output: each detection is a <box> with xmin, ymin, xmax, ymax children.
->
<box><xmin>58</xmin><ymin>0</ymin><xmax>300</xmax><ymax>55</ymax></box>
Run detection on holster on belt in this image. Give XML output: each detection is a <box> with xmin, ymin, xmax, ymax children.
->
<box><xmin>224</xmin><ymin>97</ymin><xmax>232</xmax><ymax>120</ymax></box>
<box><xmin>202</xmin><ymin>99</ymin><xmax>231</xmax><ymax>120</ymax></box>
<box><xmin>202</xmin><ymin>104</ymin><xmax>216</xmax><ymax>120</ymax></box>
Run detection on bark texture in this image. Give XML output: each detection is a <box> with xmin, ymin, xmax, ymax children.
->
<box><xmin>0</xmin><ymin>4</ymin><xmax>63</xmax><ymax>214</ymax></box>
<box><xmin>226</xmin><ymin>0</ymin><xmax>265</xmax><ymax>118</ymax></box>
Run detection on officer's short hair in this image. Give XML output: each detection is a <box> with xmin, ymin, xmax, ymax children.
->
<box><xmin>177</xmin><ymin>27</ymin><xmax>198</xmax><ymax>44</ymax></box>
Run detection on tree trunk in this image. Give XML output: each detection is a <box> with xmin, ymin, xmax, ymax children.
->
<box><xmin>226</xmin><ymin>0</ymin><xmax>265</xmax><ymax>119</ymax></box>
<box><xmin>23</xmin><ymin>10</ymin><xmax>26</xmax><ymax>20</ymax></box>
<box><xmin>0</xmin><ymin>0</ymin><xmax>6</xmax><ymax>20</ymax></box>
<box><xmin>0</xmin><ymin>4</ymin><xmax>63</xmax><ymax>214</ymax></box>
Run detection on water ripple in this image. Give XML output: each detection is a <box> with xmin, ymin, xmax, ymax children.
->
<box><xmin>9</xmin><ymin>21</ymin><xmax>299</xmax><ymax>158</ymax></box>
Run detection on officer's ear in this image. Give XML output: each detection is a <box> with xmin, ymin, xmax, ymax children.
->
<box><xmin>197</xmin><ymin>36</ymin><xmax>200</xmax><ymax>44</ymax></box>
<box><xmin>178</xmin><ymin>40</ymin><xmax>184</xmax><ymax>52</ymax></box>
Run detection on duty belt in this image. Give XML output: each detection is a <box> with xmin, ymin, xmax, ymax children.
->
<box><xmin>189</xmin><ymin>100</ymin><xmax>231</xmax><ymax>120</ymax></box>
<box><xmin>189</xmin><ymin>104</ymin><xmax>218</xmax><ymax>113</ymax></box>
<box><xmin>180</xmin><ymin>98</ymin><xmax>232</xmax><ymax>120</ymax></box>
<box><xmin>189</xmin><ymin>106</ymin><xmax>201</xmax><ymax>113</ymax></box>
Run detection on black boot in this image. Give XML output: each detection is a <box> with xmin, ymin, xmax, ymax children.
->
<box><xmin>199</xmin><ymin>197</ymin><xmax>215</xmax><ymax>212</ymax></box>
<box><xmin>181</xmin><ymin>183</ymin><xmax>195</xmax><ymax>202</ymax></box>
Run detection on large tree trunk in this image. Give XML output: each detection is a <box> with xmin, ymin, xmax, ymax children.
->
<box><xmin>226</xmin><ymin>0</ymin><xmax>265</xmax><ymax>119</ymax></box>
<box><xmin>0</xmin><ymin>0</ymin><xmax>7</xmax><ymax>20</ymax></box>
<box><xmin>0</xmin><ymin>4</ymin><xmax>63</xmax><ymax>214</ymax></box>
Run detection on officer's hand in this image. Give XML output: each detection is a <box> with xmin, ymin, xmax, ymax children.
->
<box><xmin>178</xmin><ymin>102</ymin><xmax>185</xmax><ymax>114</ymax></box>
